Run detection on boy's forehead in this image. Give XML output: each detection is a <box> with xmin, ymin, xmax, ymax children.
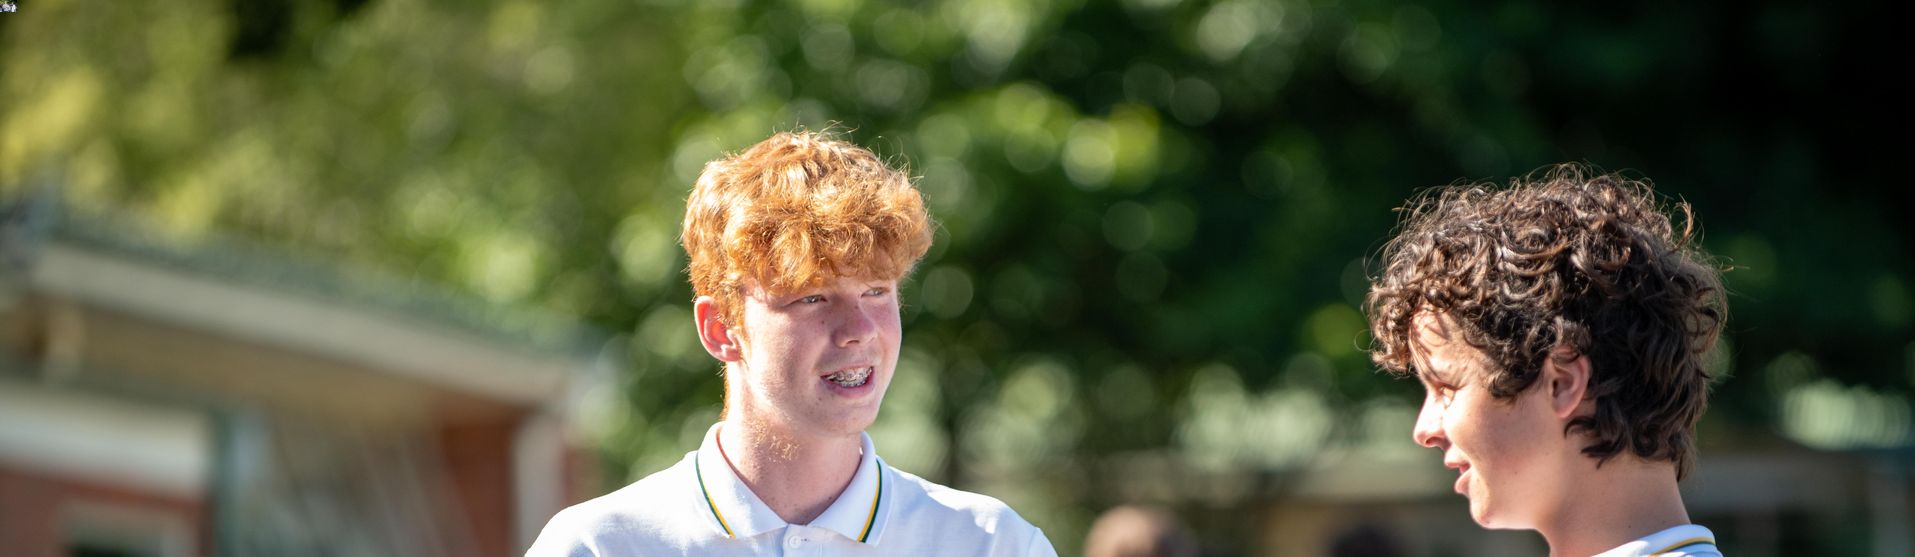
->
<box><xmin>1407</xmin><ymin>312</ymin><xmax>1483</xmax><ymax>381</ymax></box>
<box><xmin>740</xmin><ymin>273</ymin><xmax>901</xmax><ymax>296</ymax></box>
<box><xmin>1409</xmin><ymin>312</ymin><xmax>1458</xmax><ymax>345</ymax></box>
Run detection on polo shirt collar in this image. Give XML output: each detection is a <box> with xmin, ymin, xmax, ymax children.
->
<box><xmin>1594</xmin><ymin>524</ymin><xmax>1718</xmax><ymax>557</ymax></box>
<box><xmin>693</xmin><ymin>424</ymin><xmax>891</xmax><ymax>544</ymax></box>
<box><xmin>807</xmin><ymin>432</ymin><xmax>890</xmax><ymax>544</ymax></box>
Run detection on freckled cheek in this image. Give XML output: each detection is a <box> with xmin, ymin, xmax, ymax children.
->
<box><xmin>1456</xmin><ymin>408</ymin><xmax>1528</xmax><ymax>474</ymax></box>
<box><xmin>873</xmin><ymin>304</ymin><xmax>903</xmax><ymax>336</ymax></box>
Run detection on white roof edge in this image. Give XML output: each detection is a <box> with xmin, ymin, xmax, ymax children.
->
<box><xmin>29</xmin><ymin>242</ymin><xmax>579</xmax><ymax>406</ymax></box>
<box><xmin>0</xmin><ymin>381</ymin><xmax>212</xmax><ymax>499</ymax></box>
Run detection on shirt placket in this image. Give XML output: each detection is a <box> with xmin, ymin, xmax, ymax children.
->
<box><xmin>780</xmin><ymin>525</ymin><xmax>821</xmax><ymax>557</ymax></box>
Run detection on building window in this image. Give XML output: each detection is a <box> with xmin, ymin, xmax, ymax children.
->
<box><xmin>61</xmin><ymin>500</ymin><xmax>193</xmax><ymax>557</ymax></box>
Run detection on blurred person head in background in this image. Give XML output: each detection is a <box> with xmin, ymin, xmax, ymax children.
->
<box><xmin>1083</xmin><ymin>505</ymin><xmax>1198</xmax><ymax>557</ymax></box>
<box><xmin>1365</xmin><ymin>164</ymin><xmax>1727</xmax><ymax>557</ymax></box>
<box><xmin>1328</xmin><ymin>523</ymin><xmax>1406</xmax><ymax>557</ymax></box>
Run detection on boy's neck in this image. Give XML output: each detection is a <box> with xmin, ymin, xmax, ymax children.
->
<box><xmin>717</xmin><ymin>416</ymin><xmax>864</xmax><ymax>525</ymax></box>
<box><xmin>1538</xmin><ymin>457</ymin><xmax>1692</xmax><ymax>557</ymax></box>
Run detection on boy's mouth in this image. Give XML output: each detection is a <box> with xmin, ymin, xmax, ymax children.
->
<box><xmin>1445</xmin><ymin>458</ymin><xmax>1471</xmax><ymax>495</ymax></box>
<box><xmin>824</xmin><ymin>366</ymin><xmax>874</xmax><ymax>388</ymax></box>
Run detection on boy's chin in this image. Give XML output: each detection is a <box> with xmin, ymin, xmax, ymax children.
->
<box><xmin>803</xmin><ymin>409</ymin><xmax>883</xmax><ymax>438</ymax></box>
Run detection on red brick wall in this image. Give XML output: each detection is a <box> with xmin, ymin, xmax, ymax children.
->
<box><xmin>0</xmin><ymin>465</ymin><xmax>208</xmax><ymax>557</ymax></box>
<box><xmin>437</xmin><ymin>421</ymin><xmax>516</xmax><ymax>557</ymax></box>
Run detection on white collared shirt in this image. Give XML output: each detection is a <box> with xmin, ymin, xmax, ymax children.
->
<box><xmin>527</xmin><ymin>424</ymin><xmax>1058</xmax><ymax>557</ymax></box>
<box><xmin>1593</xmin><ymin>524</ymin><xmax>1722</xmax><ymax>557</ymax></box>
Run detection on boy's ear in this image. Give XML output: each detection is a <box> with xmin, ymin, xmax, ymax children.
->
<box><xmin>1545</xmin><ymin>344</ymin><xmax>1592</xmax><ymax>419</ymax></box>
<box><xmin>694</xmin><ymin>296</ymin><xmax>743</xmax><ymax>363</ymax></box>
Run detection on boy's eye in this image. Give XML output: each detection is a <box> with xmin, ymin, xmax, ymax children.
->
<box><xmin>864</xmin><ymin>286</ymin><xmax>890</xmax><ymax>296</ymax></box>
<box><xmin>798</xmin><ymin>295</ymin><xmax>825</xmax><ymax>304</ymax></box>
<box><xmin>1418</xmin><ymin>372</ymin><xmax>1459</xmax><ymax>406</ymax></box>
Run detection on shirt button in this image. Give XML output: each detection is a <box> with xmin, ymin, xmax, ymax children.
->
<box><xmin>787</xmin><ymin>536</ymin><xmax>805</xmax><ymax>548</ymax></box>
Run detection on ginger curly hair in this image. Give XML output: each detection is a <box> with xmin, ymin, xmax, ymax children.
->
<box><xmin>681</xmin><ymin>131</ymin><xmax>934</xmax><ymax>328</ymax></box>
<box><xmin>1366</xmin><ymin>164</ymin><xmax>1726</xmax><ymax>478</ymax></box>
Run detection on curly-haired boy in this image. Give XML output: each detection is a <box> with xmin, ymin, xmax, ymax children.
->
<box><xmin>1367</xmin><ymin>165</ymin><xmax>1727</xmax><ymax>557</ymax></box>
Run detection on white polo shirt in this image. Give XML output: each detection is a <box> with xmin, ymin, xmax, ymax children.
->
<box><xmin>1593</xmin><ymin>524</ymin><xmax>1722</xmax><ymax>557</ymax></box>
<box><xmin>527</xmin><ymin>424</ymin><xmax>1057</xmax><ymax>557</ymax></box>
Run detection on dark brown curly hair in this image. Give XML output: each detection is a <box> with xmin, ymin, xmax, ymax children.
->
<box><xmin>1366</xmin><ymin>164</ymin><xmax>1726</xmax><ymax>479</ymax></box>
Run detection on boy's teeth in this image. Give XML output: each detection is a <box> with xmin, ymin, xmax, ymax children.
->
<box><xmin>827</xmin><ymin>366</ymin><xmax>871</xmax><ymax>387</ymax></box>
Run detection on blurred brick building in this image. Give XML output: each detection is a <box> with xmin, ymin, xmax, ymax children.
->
<box><xmin>0</xmin><ymin>198</ymin><xmax>609</xmax><ymax>557</ymax></box>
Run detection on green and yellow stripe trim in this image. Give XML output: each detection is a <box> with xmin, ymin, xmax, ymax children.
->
<box><xmin>693</xmin><ymin>451</ymin><xmax>885</xmax><ymax>544</ymax></box>
<box><xmin>694</xmin><ymin>451</ymin><xmax>735</xmax><ymax>538</ymax></box>
<box><xmin>1648</xmin><ymin>536</ymin><xmax>1716</xmax><ymax>556</ymax></box>
<box><xmin>857</xmin><ymin>458</ymin><xmax>885</xmax><ymax>543</ymax></box>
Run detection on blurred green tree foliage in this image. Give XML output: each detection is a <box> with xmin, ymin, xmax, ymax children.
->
<box><xmin>4</xmin><ymin>0</ymin><xmax>1908</xmax><ymax>552</ymax></box>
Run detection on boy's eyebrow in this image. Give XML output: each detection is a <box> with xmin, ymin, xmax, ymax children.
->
<box><xmin>1414</xmin><ymin>359</ymin><xmax>1466</xmax><ymax>387</ymax></box>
